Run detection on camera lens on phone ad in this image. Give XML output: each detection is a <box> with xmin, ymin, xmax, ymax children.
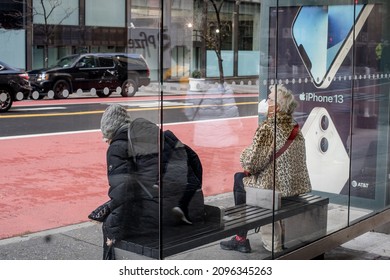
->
<box><xmin>320</xmin><ymin>137</ymin><xmax>329</xmax><ymax>153</ymax></box>
<box><xmin>320</xmin><ymin>115</ymin><xmax>329</xmax><ymax>131</ymax></box>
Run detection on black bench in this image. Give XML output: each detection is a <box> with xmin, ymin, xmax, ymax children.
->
<box><xmin>114</xmin><ymin>193</ymin><xmax>329</xmax><ymax>259</ymax></box>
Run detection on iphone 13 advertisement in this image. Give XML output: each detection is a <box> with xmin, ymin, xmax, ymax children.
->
<box><xmin>291</xmin><ymin>4</ymin><xmax>374</xmax><ymax>89</ymax></box>
<box><xmin>268</xmin><ymin>3</ymin><xmax>384</xmax><ymax>200</ymax></box>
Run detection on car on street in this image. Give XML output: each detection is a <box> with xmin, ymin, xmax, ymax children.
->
<box><xmin>28</xmin><ymin>53</ymin><xmax>151</xmax><ymax>99</ymax></box>
<box><xmin>0</xmin><ymin>60</ymin><xmax>32</xmax><ymax>113</ymax></box>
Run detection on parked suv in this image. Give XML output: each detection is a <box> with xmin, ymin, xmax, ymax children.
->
<box><xmin>28</xmin><ymin>53</ymin><xmax>150</xmax><ymax>99</ymax></box>
<box><xmin>0</xmin><ymin>60</ymin><xmax>32</xmax><ymax>113</ymax></box>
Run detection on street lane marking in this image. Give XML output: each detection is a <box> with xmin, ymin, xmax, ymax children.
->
<box><xmin>124</xmin><ymin>101</ymin><xmax>194</xmax><ymax>107</ymax></box>
<box><xmin>0</xmin><ymin>129</ymin><xmax>100</xmax><ymax>140</ymax></box>
<box><xmin>12</xmin><ymin>107</ymin><xmax>67</xmax><ymax>111</ymax></box>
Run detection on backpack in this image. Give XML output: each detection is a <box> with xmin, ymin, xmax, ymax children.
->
<box><xmin>127</xmin><ymin>118</ymin><xmax>205</xmax><ymax>230</ymax></box>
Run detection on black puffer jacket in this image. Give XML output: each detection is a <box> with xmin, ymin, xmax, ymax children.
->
<box><xmin>103</xmin><ymin>121</ymin><xmax>159</xmax><ymax>241</ymax></box>
<box><xmin>103</xmin><ymin>118</ymin><xmax>205</xmax><ymax>242</ymax></box>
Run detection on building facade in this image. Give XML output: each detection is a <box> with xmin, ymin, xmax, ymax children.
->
<box><xmin>1</xmin><ymin>0</ymin><xmax>263</xmax><ymax>82</ymax></box>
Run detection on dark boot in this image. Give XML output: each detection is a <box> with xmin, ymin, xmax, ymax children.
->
<box><xmin>172</xmin><ymin>206</ymin><xmax>192</xmax><ymax>224</ymax></box>
<box><xmin>172</xmin><ymin>189</ymin><xmax>196</xmax><ymax>224</ymax></box>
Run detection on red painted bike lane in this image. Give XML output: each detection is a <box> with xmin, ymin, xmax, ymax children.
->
<box><xmin>0</xmin><ymin>117</ymin><xmax>257</xmax><ymax>239</ymax></box>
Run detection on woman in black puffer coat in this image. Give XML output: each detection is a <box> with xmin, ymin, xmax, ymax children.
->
<box><xmin>99</xmin><ymin>104</ymin><xmax>205</xmax><ymax>260</ymax></box>
<box><xmin>100</xmin><ymin>104</ymin><xmax>160</xmax><ymax>259</ymax></box>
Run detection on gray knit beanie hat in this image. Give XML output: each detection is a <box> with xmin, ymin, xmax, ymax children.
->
<box><xmin>100</xmin><ymin>104</ymin><xmax>131</xmax><ymax>140</ymax></box>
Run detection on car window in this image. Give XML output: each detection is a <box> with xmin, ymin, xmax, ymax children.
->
<box><xmin>54</xmin><ymin>55</ymin><xmax>79</xmax><ymax>68</ymax></box>
<box><xmin>116</xmin><ymin>56</ymin><xmax>146</xmax><ymax>67</ymax></box>
<box><xmin>79</xmin><ymin>56</ymin><xmax>97</xmax><ymax>68</ymax></box>
<box><xmin>98</xmin><ymin>56</ymin><xmax>115</xmax><ymax>68</ymax></box>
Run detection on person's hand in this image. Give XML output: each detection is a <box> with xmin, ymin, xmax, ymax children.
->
<box><xmin>106</xmin><ymin>238</ymin><xmax>115</xmax><ymax>247</ymax></box>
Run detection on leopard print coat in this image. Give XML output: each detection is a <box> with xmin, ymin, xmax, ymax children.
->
<box><xmin>241</xmin><ymin>112</ymin><xmax>312</xmax><ymax>197</ymax></box>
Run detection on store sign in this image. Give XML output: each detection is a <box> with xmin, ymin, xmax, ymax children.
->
<box><xmin>128</xmin><ymin>31</ymin><xmax>156</xmax><ymax>50</ymax></box>
<box><xmin>128</xmin><ymin>29</ymin><xmax>170</xmax><ymax>56</ymax></box>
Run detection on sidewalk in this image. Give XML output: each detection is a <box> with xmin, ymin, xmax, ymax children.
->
<box><xmin>132</xmin><ymin>81</ymin><xmax>260</xmax><ymax>96</ymax></box>
<box><xmin>0</xmin><ymin>193</ymin><xmax>389</xmax><ymax>260</ymax></box>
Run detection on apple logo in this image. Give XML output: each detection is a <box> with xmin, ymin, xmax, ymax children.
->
<box><xmin>299</xmin><ymin>92</ymin><xmax>306</xmax><ymax>101</ymax></box>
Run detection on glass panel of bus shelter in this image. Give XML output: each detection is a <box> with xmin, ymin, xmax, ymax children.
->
<box><xmin>262</xmin><ymin>0</ymin><xmax>380</xmax><ymax>256</ymax></box>
<box><xmin>1</xmin><ymin>0</ymin><xmax>162</xmax><ymax>260</ymax></box>
<box><xmin>158</xmin><ymin>0</ymin><xmax>264</xmax><ymax>260</ymax></box>
<box><xmin>121</xmin><ymin>0</ymin><xmax>163</xmax><ymax>258</ymax></box>
<box><xmin>262</xmin><ymin>0</ymin><xmax>390</xmax><ymax>257</ymax></box>
<box><xmin>349</xmin><ymin>0</ymin><xmax>390</xmax><ymax>220</ymax></box>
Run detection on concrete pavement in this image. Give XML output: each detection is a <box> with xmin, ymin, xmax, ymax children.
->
<box><xmin>1</xmin><ymin>221</ymin><xmax>390</xmax><ymax>260</ymax></box>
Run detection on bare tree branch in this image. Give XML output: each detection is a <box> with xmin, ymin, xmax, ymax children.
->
<box><xmin>196</xmin><ymin>0</ymin><xmax>229</xmax><ymax>86</ymax></box>
<box><xmin>6</xmin><ymin>0</ymin><xmax>77</xmax><ymax>67</ymax></box>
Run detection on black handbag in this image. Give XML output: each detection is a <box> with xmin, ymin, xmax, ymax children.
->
<box><xmin>88</xmin><ymin>201</ymin><xmax>111</xmax><ymax>222</ymax></box>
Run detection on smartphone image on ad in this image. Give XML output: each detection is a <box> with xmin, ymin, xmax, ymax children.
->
<box><xmin>301</xmin><ymin>107</ymin><xmax>350</xmax><ymax>194</ymax></box>
<box><xmin>292</xmin><ymin>4</ymin><xmax>374</xmax><ymax>89</ymax></box>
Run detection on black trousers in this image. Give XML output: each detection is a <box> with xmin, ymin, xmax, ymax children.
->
<box><xmin>233</xmin><ymin>172</ymin><xmax>248</xmax><ymax>238</ymax></box>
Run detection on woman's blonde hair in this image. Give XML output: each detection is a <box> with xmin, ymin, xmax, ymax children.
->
<box><xmin>269</xmin><ymin>84</ymin><xmax>298</xmax><ymax>114</ymax></box>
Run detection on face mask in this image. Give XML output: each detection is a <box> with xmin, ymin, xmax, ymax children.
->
<box><xmin>258</xmin><ymin>99</ymin><xmax>269</xmax><ymax>116</ymax></box>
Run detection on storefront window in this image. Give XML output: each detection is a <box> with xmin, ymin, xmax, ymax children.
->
<box><xmin>0</xmin><ymin>0</ymin><xmax>24</xmax><ymax>29</ymax></box>
<box><xmin>203</xmin><ymin>0</ymin><xmax>235</xmax><ymax>77</ymax></box>
<box><xmin>85</xmin><ymin>0</ymin><xmax>125</xmax><ymax>27</ymax></box>
<box><xmin>33</xmin><ymin>0</ymin><xmax>79</xmax><ymax>25</ymax></box>
<box><xmin>238</xmin><ymin>2</ymin><xmax>261</xmax><ymax>76</ymax></box>
<box><xmin>0</xmin><ymin>29</ymin><xmax>25</xmax><ymax>68</ymax></box>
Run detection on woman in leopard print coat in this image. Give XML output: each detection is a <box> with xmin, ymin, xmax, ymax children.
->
<box><xmin>220</xmin><ymin>85</ymin><xmax>311</xmax><ymax>254</ymax></box>
<box><xmin>240</xmin><ymin>92</ymin><xmax>311</xmax><ymax>197</ymax></box>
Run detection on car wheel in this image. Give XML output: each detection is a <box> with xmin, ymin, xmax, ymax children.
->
<box><xmin>53</xmin><ymin>80</ymin><xmax>71</xmax><ymax>99</ymax></box>
<box><xmin>0</xmin><ymin>88</ymin><xmax>13</xmax><ymax>113</ymax></box>
<box><xmin>121</xmin><ymin>79</ymin><xmax>138</xmax><ymax>97</ymax></box>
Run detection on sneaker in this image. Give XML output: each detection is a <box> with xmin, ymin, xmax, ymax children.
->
<box><xmin>220</xmin><ymin>237</ymin><xmax>252</xmax><ymax>253</ymax></box>
<box><xmin>172</xmin><ymin>206</ymin><xmax>192</xmax><ymax>225</ymax></box>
